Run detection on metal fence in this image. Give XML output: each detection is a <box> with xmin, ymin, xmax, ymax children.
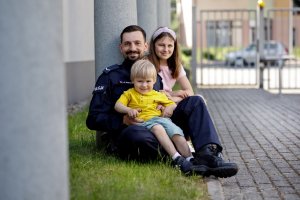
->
<box><xmin>192</xmin><ymin>7</ymin><xmax>300</xmax><ymax>92</ymax></box>
<box><xmin>265</xmin><ymin>8</ymin><xmax>300</xmax><ymax>93</ymax></box>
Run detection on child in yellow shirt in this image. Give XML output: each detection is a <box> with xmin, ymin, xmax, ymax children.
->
<box><xmin>115</xmin><ymin>59</ymin><xmax>195</xmax><ymax>175</ymax></box>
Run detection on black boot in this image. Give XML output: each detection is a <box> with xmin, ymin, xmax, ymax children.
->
<box><xmin>192</xmin><ymin>144</ymin><xmax>238</xmax><ymax>178</ymax></box>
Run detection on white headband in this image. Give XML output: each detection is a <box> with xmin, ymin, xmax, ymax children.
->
<box><xmin>152</xmin><ymin>27</ymin><xmax>176</xmax><ymax>41</ymax></box>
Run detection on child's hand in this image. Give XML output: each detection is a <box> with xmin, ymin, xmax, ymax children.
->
<box><xmin>127</xmin><ymin>108</ymin><xmax>141</xmax><ymax>119</ymax></box>
<box><xmin>123</xmin><ymin>115</ymin><xmax>144</xmax><ymax>125</ymax></box>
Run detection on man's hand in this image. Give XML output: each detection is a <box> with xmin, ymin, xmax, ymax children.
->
<box><xmin>123</xmin><ymin>115</ymin><xmax>144</xmax><ymax>125</ymax></box>
<box><xmin>161</xmin><ymin>106</ymin><xmax>174</xmax><ymax>118</ymax></box>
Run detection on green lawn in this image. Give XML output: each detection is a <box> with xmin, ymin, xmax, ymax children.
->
<box><xmin>68</xmin><ymin>107</ymin><xmax>209</xmax><ymax>200</ymax></box>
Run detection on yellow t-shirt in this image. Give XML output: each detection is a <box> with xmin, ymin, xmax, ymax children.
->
<box><xmin>117</xmin><ymin>88</ymin><xmax>175</xmax><ymax>121</ymax></box>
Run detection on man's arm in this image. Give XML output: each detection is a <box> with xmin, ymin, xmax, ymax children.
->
<box><xmin>86</xmin><ymin>73</ymin><xmax>124</xmax><ymax>132</ymax></box>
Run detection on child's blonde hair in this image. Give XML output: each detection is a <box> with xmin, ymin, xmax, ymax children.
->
<box><xmin>131</xmin><ymin>59</ymin><xmax>157</xmax><ymax>81</ymax></box>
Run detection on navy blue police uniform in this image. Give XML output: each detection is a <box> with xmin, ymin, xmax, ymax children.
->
<box><xmin>86</xmin><ymin>59</ymin><xmax>222</xmax><ymax>160</ymax></box>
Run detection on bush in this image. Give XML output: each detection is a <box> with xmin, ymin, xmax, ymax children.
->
<box><xmin>181</xmin><ymin>48</ymin><xmax>192</xmax><ymax>56</ymax></box>
<box><xmin>202</xmin><ymin>51</ymin><xmax>215</xmax><ymax>60</ymax></box>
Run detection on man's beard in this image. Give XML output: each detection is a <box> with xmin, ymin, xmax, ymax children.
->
<box><xmin>125</xmin><ymin>50</ymin><xmax>142</xmax><ymax>60</ymax></box>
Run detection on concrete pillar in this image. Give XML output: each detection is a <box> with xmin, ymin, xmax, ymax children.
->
<box><xmin>137</xmin><ymin>0</ymin><xmax>158</xmax><ymax>42</ymax></box>
<box><xmin>94</xmin><ymin>0</ymin><xmax>137</xmax><ymax>147</ymax></box>
<box><xmin>191</xmin><ymin>5</ymin><xmax>197</xmax><ymax>87</ymax></box>
<box><xmin>0</xmin><ymin>1</ymin><xmax>69</xmax><ymax>200</ymax></box>
<box><xmin>94</xmin><ymin>0</ymin><xmax>137</xmax><ymax>78</ymax></box>
<box><xmin>157</xmin><ymin>0</ymin><xmax>171</xmax><ymax>27</ymax></box>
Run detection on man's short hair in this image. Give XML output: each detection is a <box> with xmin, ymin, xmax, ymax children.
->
<box><xmin>120</xmin><ymin>25</ymin><xmax>146</xmax><ymax>43</ymax></box>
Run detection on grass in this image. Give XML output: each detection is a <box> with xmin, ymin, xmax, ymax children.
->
<box><xmin>68</xmin><ymin>106</ymin><xmax>209</xmax><ymax>200</ymax></box>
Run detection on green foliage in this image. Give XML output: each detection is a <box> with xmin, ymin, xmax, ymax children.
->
<box><xmin>293</xmin><ymin>47</ymin><xmax>300</xmax><ymax>58</ymax></box>
<box><xmin>68</xmin><ymin>107</ymin><xmax>208</xmax><ymax>200</ymax></box>
<box><xmin>202</xmin><ymin>51</ymin><xmax>216</xmax><ymax>60</ymax></box>
<box><xmin>182</xmin><ymin>47</ymin><xmax>192</xmax><ymax>57</ymax></box>
<box><xmin>197</xmin><ymin>46</ymin><xmax>242</xmax><ymax>62</ymax></box>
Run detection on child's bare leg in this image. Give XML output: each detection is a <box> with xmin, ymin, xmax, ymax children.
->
<box><xmin>172</xmin><ymin>135</ymin><xmax>192</xmax><ymax>158</ymax></box>
<box><xmin>151</xmin><ymin>124</ymin><xmax>178</xmax><ymax>157</ymax></box>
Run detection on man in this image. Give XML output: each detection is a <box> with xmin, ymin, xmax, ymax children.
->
<box><xmin>86</xmin><ymin>25</ymin><xmax>238</xmax><ymax>178</ymax></box>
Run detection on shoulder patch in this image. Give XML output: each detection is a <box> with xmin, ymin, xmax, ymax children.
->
<box><xmin>103</xmin><ymin>64</ymin><xmax>120</xmax><ymax>74</ymax></box>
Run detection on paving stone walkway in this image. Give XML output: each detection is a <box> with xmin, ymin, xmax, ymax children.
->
<box><xmin>200</xmin><ymin>89</ymin><xmax>300</xmax><ymax>200</ymax></box>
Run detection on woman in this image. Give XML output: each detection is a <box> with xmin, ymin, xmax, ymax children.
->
<box><xmin>148</xmin><ymin>26</ymin><xmax>196</xmax><ymax>149</ymax></box>
<box><xmin>148</xmin><ymin>26</ymin><xmax>194</xmax><ymax>103</ymax></box>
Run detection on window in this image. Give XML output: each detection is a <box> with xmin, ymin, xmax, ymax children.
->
<box><xmin>206</xmin><ymin>20</ymin><xmax>232</xmax><ymax>47</ymax></box>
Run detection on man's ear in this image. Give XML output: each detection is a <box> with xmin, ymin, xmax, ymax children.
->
<box><xmin>119</xmin><ymin>43</ymin><xmax>122</xmax><ymax>52</ymax></box>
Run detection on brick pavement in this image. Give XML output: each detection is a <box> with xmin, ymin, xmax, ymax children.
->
<box><xmin>199</xmin><ymin>89</ymin><xmax>300</xmax><ymax>200</ymax></box>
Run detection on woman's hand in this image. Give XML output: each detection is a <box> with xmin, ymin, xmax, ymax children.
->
<box><xmin>172</xmin><ymin>90</ymin><xmax>190</xmax><ymax>98</ymax></box>
<box><xmin>160</xmin><ymin>90</ymin><xmax>185</xmax><ymax>103</ymax></box>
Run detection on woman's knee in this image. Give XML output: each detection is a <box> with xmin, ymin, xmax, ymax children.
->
<box><xmin>189</xmin><ymin>95</ymin><xmax>206</xmax><ymax>105</ymax></box>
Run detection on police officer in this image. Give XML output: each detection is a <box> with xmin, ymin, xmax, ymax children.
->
<box><xmin>86</xmin><ymin>25</ymin><xmax>238</xmax><ymax>178</ymax></box>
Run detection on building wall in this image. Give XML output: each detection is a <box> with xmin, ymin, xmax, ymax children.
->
<box><xmin>195</xmin><ymin>0</ymin><xmax>251</xmax><ymax>10</ymax></box>
<box><xmin>191</xmin><ymin>0</ymin><xmax>299</xmax><ymax>49</ymax></box>
<box><xmin>63</xmin><ymin>0</ymin><xmax>95</xmax><ymax>104</ymax></box>
<box><xmin>274</xmin><ymin>0</ymin><xmax>290</xmax><ymax>8</ymax></box>
<box><xmin>65</xmin><ymin>61</ymin><xmax>95</xmax><ymax>104</ymax></box>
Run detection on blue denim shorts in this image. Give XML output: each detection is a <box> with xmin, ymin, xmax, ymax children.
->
<box><xmin>141</xmin><ymin>116</ymin><xmax>184</xmax><ymax>138</ymax></box>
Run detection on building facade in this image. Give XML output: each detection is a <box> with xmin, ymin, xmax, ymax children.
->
<box><xmin>179</xmin><ymin>0</ymin><xmax>299</xmax><ymax>49</ymax></box>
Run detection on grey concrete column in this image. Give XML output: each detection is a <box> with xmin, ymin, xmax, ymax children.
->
<box><xmin>157</xmin><ymin>0</ymin><xmax>171</xmax><ymax>27</ymax></box>
<box><xmin>94</xmin><ymin>0</ymin><xmax>137</xmax><ymax>78</ymax></box>
<box><xmin>0</xmin><ymin>1</ymin><xmax>69</xmax><ymax>200</ymax></box>
<box><xmin>137</xmin><ymin>0</ymin><xmax>158</xmax><ymax>42</ymax></box>
<box><xmin>191</xmin><ymin>5</ymin><xmax>197</xmax><ymax>87</ymax></box>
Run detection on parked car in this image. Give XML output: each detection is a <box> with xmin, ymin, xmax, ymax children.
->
<box><xmin>225</xmin><ymin>41</ymin><xmax>289</xmax><ymax>66</ymax></box>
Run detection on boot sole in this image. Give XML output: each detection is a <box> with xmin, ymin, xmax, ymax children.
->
<box><xmin>192</xmin><ymin>165</ymin><xmax>238</xmax><ymax>178</ymax></box>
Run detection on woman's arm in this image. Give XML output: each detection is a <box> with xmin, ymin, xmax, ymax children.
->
<box><xmin>164</xmin><ymin>76</ymin><xmax>194</xmax><ymax>103</ymax></box>
<box><xmin>173</xmin><ymin>75</ymin><xmax>194</xmax><ymax>97</ymax></box>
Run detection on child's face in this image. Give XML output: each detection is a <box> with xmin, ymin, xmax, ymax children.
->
<box><xmin>133</xmin><ymin>77</ymin><xmax>155</xmax><ymax>94</ymax></box>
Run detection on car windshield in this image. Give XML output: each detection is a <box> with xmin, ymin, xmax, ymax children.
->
<box><xmin>245</xmin><ymin>43</ymin><xmax>277</xmax><ymax>51</ymax></box>
<box><xmin>264</xmin><ymin>43</ymin><xmax>277</xmax><ymax>49</ymax></box>
<box><xmin>245</xmin><ymin>44</ymin><xmax>256</xmax><ymax>51</ymax></box>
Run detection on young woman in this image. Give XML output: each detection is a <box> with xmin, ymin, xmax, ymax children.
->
<box><xmin>148</xmin><ymin>26</ymin><xmax>194</xmax><ymax>103</ymax></box>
